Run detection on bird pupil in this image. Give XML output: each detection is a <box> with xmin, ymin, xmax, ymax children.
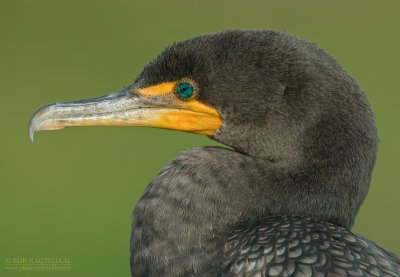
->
<box><xmin>177</xmin><ymin>82</ymin><xmax>194</xmax><ymax>100</ymax></box>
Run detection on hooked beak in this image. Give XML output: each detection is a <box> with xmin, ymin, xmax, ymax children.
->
<box><xmin>29</xmin><ymin>83</ymin><xmax>222</xmax><ymax>142</ymax></box>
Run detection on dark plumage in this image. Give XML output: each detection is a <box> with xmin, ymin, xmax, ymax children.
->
<box><xmin>225</xmin><ymin>217</ymin><xmax>400</xmax><ymax>276</ymax></box>
<box><xmin>29</xmin><ymin>30</ymin><xmax>400</xmax><ymax>276</ymax></box>
<box><xmin>131</xmin><ymin>30</ymin><xmax>398</xmax><ymax>276</ymax></box>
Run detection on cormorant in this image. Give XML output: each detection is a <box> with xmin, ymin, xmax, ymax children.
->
<box><xmin>29</xmin><ymin>30</ymin><xmax>400</xmax><ymax>276</ymax></box>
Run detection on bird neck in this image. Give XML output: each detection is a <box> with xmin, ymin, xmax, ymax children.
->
<box><xmin>131</xmin><ymin>145</ymin><xmax>369</xmax><ymax>275</ymax></box>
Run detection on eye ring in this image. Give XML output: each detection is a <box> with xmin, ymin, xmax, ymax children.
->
<box><xmin>174</xmin><ymin>78</ymin><xmax>199</xmax><ymax>101</ymax></box>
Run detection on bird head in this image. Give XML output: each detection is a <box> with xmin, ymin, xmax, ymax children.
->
<box><xmin>30</xmin><ymin>30</ymin><xmax>376</xmax><ymax>164</ymax></box>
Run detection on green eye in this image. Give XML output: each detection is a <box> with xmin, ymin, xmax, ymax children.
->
<box><xmin>176</xmin><ymin>82</ymin><xmax>194</xmax><ymax>100</ymax></box>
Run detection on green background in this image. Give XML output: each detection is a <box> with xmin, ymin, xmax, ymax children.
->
<box><xmin>1</xmin><ymin>1</ymin><xmax>399</xmax><ymax>276</ymax></box>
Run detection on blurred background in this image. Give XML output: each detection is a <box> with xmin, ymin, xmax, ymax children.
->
<box><xmin>1</xmin><ymin>0</ymin><xmax>399</xmax><ymax>276</ymax></box>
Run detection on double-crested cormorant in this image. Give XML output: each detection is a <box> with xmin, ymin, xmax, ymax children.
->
<box><xmin>30</xmin><ymin>30</ymin><xmax>400</xmax><ymax>276</ymax></box>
